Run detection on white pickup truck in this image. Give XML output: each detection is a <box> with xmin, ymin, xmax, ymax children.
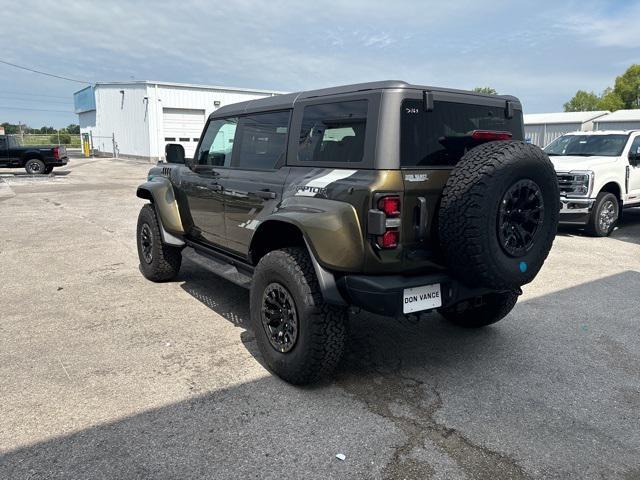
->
<box><xmin>543</xmin><ymin>130</ymin><xmax>640</xmax><ymax>236</ymax></box>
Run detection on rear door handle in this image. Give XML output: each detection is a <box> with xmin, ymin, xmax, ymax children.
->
<box><xmin>255</xmin><ymin>190</ymin><xmax>276</xmax><ymax>200</ymax></box>
<box><xmin>417</xmin><ymin>196</ymin><xmax>428</xmax><ymax>241</ymax></box>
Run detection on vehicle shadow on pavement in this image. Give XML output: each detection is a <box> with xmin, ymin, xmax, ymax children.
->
<box><xmin>612</xmin><ymin>208</ymin><xmax>640</xmax><ymax>245</ymax></box>
<box><xmin>3</xmin><ymin>271</ymin><xmax>639</xmax><ymax>479</ymax></box>
<box><xmin>557</xmin><ymin>207</ymin><xmax>640</xmax><ymax>245</ymax></box>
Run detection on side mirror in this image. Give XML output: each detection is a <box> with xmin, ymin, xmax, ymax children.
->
<box><xmin>629</xmin><ymin>151</ymin><xmax>640</xmax><ymax>167</ymax></box>
<box><xmin>165</xmin><ymin>143</ymin><xmax>185</xmax><ymax>164</ymax></box>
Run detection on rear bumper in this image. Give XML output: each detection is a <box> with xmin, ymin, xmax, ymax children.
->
<box><xmin>336</xmin><ymin>272</ymin><xmax>496</xmax><ymax>317</ymax></box>
<box><xmin>47</xmin><ymin>157</ymin><xmax>68</xmax><ymax>167</ymax></box>
<box><xmin>559</xmin><ymin>197</ymin><xmax>594</xmax><ymax>225</ymax></box>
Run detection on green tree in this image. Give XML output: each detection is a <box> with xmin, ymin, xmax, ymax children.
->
<box><xmin>613</xmin><ymin>64</ymin><xmax>640</xmax><ymax>109</ymax></box>
<box><xmin>473</xmin><ymin>86</ymin><xmax>498</xmax><ymax>95</ymax></box>
<box><xmin>64</xmin><ymin>124</ymin><xmax>80</xmax><ymax>134</ymax></box>
<box><xmin>1</xmin><ymin>122</ymin><xmax>20</xmax><ymax>134</ymax></box>
<box><xmin>563</xmin><ymin>90</ymin><xmax>601</xmax><ymax>112</ymax></box>
<box><xmin>598</xmin><ymin>87</ymin><xmax>625</xmax><ymax>112</ymax></box>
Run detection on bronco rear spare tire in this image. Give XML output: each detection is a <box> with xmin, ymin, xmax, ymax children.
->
<box><xmin>438</xmin><ymin>141</ymin><xmax>559</xmax><ymax>290</ymax></box>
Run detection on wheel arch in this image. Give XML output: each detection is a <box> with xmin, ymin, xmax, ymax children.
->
<box><xmin>249</xmin><ymin>218</ymin><xmax>349</xmax><ymax>306</ymax></box>
<box><xmin>599</xmin><ymin>181</ymin><xmax>623</xmax><ymax>203</ymax></box>
<box><xmin>250</xmin><ymin>197</ymin><xmax>364</xmax><ymax>272</ymax></box>
<box><xmin>136</xmin><ymin>179</ymin><xmax>185</xmax><ymax>245</ymax></box>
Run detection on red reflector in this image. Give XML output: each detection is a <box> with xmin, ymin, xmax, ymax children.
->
<box><xmin>377</xmin><ymin>229</ymin><xmax>399</xmax><ymax>249</ymax></box>
<box><xmin>470</xmin><ymin>130</ymin><xmax>513</xmax><ymax>141</ymax></box>
<box><xmin>53</xmin><ymin>147</ymin><xmax>59</xmax><ymax>160</ymax></box>
<box><xmin>377</xmin><ymin>196</ymin><xmax>401</xmax><ymax>217</ymax></box>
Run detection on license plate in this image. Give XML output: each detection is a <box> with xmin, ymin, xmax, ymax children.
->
<box><xmin>403</xmin><ymin>284</ymin><xmax>442</xmax><ymax>314</ymax></box>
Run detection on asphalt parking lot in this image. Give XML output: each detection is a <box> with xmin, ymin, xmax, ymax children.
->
<box><xmin>1</xmin><ymin>158</ymin><xmax>639</xmax><ymax>480</ymax></box>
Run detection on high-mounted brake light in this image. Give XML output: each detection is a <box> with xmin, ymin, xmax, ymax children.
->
<box><xmin>470</xmin><ymin>130</ymin><xmax>513</xmax><ymax>141</ymax></box>
<box><xmin>53</xmin><ymin>146</ymin><xmax>59</xmax><ymax>160</ymax></box>
<box><xmin>378</xmin><ymin>196</ymin><xmax>401</xmax><ymax>217</ymax></box>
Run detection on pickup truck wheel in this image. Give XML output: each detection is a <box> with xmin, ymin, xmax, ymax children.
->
<box><xmin>439</xmin><ymin>291</ymin><xmax>519</xmax><ymax>328</ymax></box>
<box><xmin>24</xmin><ymin>158</ymin><xmax>45</xmax><ymax>175</ymax></box>
<box><xmin>250</xmin><ymin>247</ymin><xmax>347</xmax><ymax>385</ymax></box>
<box><xmin>586</xmin><ymin>192</ymin><xmax>618</xmax><ymax>237</ymax></box>
<box><xmin>136</xmin><ymin>204</ymin><xmax>182</xmax><ymax>282</ymax></box>
<box><xmin>438</xmin><ymin>141</ymin><xmax>559</xmax><ymax>290</ymax></box>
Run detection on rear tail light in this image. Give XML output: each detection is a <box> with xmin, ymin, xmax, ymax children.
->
<box><xmin>377</xmin><ymin>229</ymin><xmax>399</xmax><ymax>249</ymax></box>
<box><xmin>375</xmin><ymin>194</ymin><xmax>401</xmax><ymax>249</ymax></box>
<box><xmin>470</xmin><ymin>130</ymin><xmax>513</xmax><ymax>141</ymax></box>
<box><xmin>378</xmin><ymin>196</ymin><xmax>401</xmax><ymax>217</ymax></box>
<box><xmin>53</xmin><ymin>147</ymin><xmax>59</xmax><ymax>160</ymax></box>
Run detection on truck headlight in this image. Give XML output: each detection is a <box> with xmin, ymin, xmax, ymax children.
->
<box><xmin>557</xmin><ymin>170</ymin><xmax>593</xmax><ymax>198</ymax></box>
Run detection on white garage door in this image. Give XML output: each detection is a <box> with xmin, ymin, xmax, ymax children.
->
<box><xmin>162</xmin><ymin>108</ymin><xmax>205</xmax><ymax>158</ymax></box>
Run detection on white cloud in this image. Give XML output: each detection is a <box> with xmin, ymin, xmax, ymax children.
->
<box><xmin>1</xmin><ymin>0</ymin><xmax>639</xmax><ymax>126</ymax></box>
<box><xmin>554</xmin><ymin>2</ymin><xmax>640</xmax><ymax>48</ymax></box>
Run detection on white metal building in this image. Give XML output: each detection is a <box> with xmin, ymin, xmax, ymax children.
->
<box><xmin>523</xmin><ymin>111</ymin><xmax>609</xmax><ymax>147</ymax></box>
<box><xmin>74</xmin><ymin>81</ymin><xmax>284</xmax><ymax>160</ymax></box>
<box><xmin>593</xmin><ymin>109</ymin><xmax>640</xmax><ymax>131</ymax></box>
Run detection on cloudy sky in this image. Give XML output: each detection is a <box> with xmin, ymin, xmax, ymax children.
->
<box><xmin>0</xmin><ymin>0</ymin><xmax>638</xmax><ymax>128</ymax></box>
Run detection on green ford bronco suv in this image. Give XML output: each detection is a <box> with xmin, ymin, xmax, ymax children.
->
<box><xmin>136</xmin><ymin>81</ymin><xmax>559</xmax><ymax>384</ymax></box>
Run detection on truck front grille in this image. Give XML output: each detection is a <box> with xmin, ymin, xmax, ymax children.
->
<box><xmin>557</xmin><ymin>172</ymin><xmax>588</xmax><ymax>196</ymax></box>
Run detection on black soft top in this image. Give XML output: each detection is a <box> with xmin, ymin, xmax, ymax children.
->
<box><xmin>210</xmin><ymin>80</ymin><xmax>520</xmax><ymax>119</ymax></box>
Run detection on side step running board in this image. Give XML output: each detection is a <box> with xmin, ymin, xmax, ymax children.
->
<box><xmin>182</xmin><ymin>247</ymin><xmax>252</xmax><ymax>289</ymax></box>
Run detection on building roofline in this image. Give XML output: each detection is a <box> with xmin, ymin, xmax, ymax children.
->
<box><xmin>76</xmin><ymin>80</ymin><xmax>287</xmax><ymax>96</ymax></box>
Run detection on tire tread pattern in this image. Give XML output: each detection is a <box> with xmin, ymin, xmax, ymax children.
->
<box><xmin>438</xmin><ymin>140</ymin><xmax>559</xmax><ymax>290</ymax></box>
<box><xmin>252</xmin><ymin>247</ymin><xmax>346</xmax><ymax>385</ymax></box>
<box><xmin>137</xmin><ymin>204</ymin><xmax>182</xmax><ymax>282</ymax></box>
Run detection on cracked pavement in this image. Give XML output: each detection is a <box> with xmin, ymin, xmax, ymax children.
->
<box><xmin>1</xmin><ymin>157</ymin><xmax>639</xmax><ymax>479</ymax></box>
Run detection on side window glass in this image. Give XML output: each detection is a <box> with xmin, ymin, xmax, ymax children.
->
<box><xmin>196</xmin><ymin>118</ymin><xmax>238</xmax><ymax>167</ymax></box>
<box><xmin>297</xmin><ymin>100</ymin><xmax>367</xmax><ymax>164</ymax></box>
<box><xmin>0</xmin><ymin>137</ymin><xmax>6</xmax><ymax>149</ymax></box>
<box><xmin>235</xmin><ymin>111</ymin><xmax>290</xmax><ymax>170</ymax></box>
<box><xmin>631</xmin><ymin>136</ymin><xmax>640</xmax><ymax>155</ymax></box>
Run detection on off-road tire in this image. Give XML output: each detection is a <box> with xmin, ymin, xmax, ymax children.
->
<box><xmin>24</xmin><ymin>158</ymin><xmax>46</xmax><ymax>175</ymax></box>
<box><xmin>43</xmin><ymin>166</ymin><xmax>54</xmax><ymax>174</ymax></box>
<box><xmin>250</xmin><ymin>247</ymin><xmax>347</xmax><ymax>385</ymax></box>
<box><xmin>137</xmin><ymin>204</ymin><xmax>182</xmax><ymax>282</ymax></box>
<box><xmin>439</xmin><ymin>290</ymin><xmax>519</xmax><ymax>328</ymax></box>
<box><xmin>586</xmin><ymin>192</ymin><xmax>618</xmax><ymax>237</ymax></box>
<box><xmin>438</xmin><ymin>141</ymin><xmax>559</xmax><ymax>290</ymax></box>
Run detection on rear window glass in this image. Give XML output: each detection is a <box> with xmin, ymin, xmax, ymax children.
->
<box><xmin>297</xmin><ymin>100</ymin><xmax>367</xmax><ymax>164</ymax></box>
<box><xmin>400</xmin><ymin>100</ymin><xmax>523</xmax><ymax>167</ymax></box>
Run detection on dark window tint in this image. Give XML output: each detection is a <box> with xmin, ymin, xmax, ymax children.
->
<box><xmin>630</xmin><ymin>136</ymin><xmax>640</xmax><ymax>155</ymax></box>
<box><xmin>298</xmin><ymin>100</ymin><xmax>367</xmax><ymax>164</ymax></box>
<box><xmin>401</xmin><ymin>100</ymin><xmax>523</xmax><ymax>167</ymax></box>
<box><xmin>196</xmin><ymin>117</ymin><xmax>238</xmax><ymax>166</ymax></box>
<box><xmin>0</xmin><ymin>137</ymin><xmax>6</xmax><ymax>148</ymax></box>
<box><xmin>236</xmin><ymin>111</ymin><xmax>290</xmax><ymax>170</ymax></box>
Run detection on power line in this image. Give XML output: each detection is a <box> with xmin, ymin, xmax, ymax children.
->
<box><xmin>0</xmin><ymin>59</ymin><xmax>91</xmax><ymax>84</ymax></box>
<box><xmin>0</xmin><ymin>105</ymin><xmax>74</xmax><ymax>113</ymax></box>
<box><xmin>0</xmin><ymin>90</ymin><xmax>71</xmax><ymax>99</ymax></box>
<box><xmin>0</xmin><ymin>90</ymin><xmax>70</xmax><ymax>99</ymax></box>
<box><xmin>0</xmin><ymin>95</ymin><xmax>71</xmax><ymax>105</ymax></box>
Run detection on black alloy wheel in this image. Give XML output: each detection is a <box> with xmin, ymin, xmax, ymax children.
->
<box><xmin>497</xmin><ymin>179</ymin><xmax>545</xmax><ymax>258</ymax></box>
<box><xmin>140</xmin><ymin>223</ymin><xmax>153</xmax><ymax>264</ymax></box>
<box><xmin>261</xmin><ymin>282</ymin><xmax>299</xmax><ymax>353</ymax></box>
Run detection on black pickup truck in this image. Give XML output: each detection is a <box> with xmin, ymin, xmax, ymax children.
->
<box><xmin>0</xmin><ymin>134</ymin><xmax>68</xmax><ymax>174</ymax></box>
